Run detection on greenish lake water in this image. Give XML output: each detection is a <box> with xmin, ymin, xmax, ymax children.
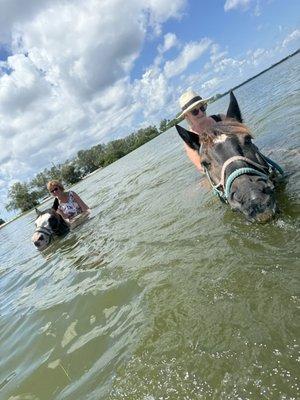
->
<box><xmin>0</xmin><ymin>54</ymin><xmax>299</xmax><ymax>400</ymax></box>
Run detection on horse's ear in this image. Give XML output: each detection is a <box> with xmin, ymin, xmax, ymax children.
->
<box><xmin>52</xmin><ymin>198</ymin><xmax>59</xmax><ymax>211</ymax></box>
<box><xmin>175</xmin><ymin>124</ymin><xmax>200</xmax><ymax>152</ymax></box>
<box><xmin>226</xmin><ymin>91</ymin><xmax>243</xmax><ymax>123</ymax></box>
<box><xmin>35</xmin><ymin>208</ymin><xmax>42</xmax><ymax>216</ymax></box>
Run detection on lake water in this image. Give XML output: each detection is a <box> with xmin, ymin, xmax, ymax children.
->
<box><xmin>0</xmin><ymin>54</ymin><xmax>299</xmax><ymax>400</ymax></box>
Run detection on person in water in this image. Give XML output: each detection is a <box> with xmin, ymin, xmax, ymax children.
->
<box><xmin>178</xmin><ymin>90</ymin><xmax>226</xmax><ymax>173</ymax></box>
<box><xmin>47</xmin><ymin>180</ymin><xmax>89</xmax><ymax>221</ymax></box>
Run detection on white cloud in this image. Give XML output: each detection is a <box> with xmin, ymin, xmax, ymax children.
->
<box><xmin>224</xmin><ymin>0</ymin><xmax>251</xmax><ymax>12</ymax></box>
<box><xmin>0</xmin><ymin>0</ymin><xmax>188</xmax><ymax>213</ymax></box>
<box><xmin>0</xmin><ymin>0</ymin><xmax>56</xmax><ymax>43</ymax></box>
<box><xmin>159</xmin><ymin>33</ymin><xmax>179</xmax><ymax>54</ymax></box>
<box><xmin>253</xmin><ymin>1</ymin><xmax>261</xmax><ymax>16</ymax></box>
<box><xmin>132</xmin><ymin>66</ymin><xmax>171</xmax><ymax>119</ymax></box>
<box><xmin>282</xmin><ymin>29</ymin><xmax>300</xmax><ymax>48</ymax></box>
<box><xmin>252</xmin><ymin>48</ymin><xmax>267</xmax><ymax>59</ymax></box>
<box><xmin>0</xmin><ymin>54</ymin><xmax>51</xmax><ymax>115</ymax></box>
<box><xmin>155</xmin><ymin>32</ymin><xmax>179</xmax><ymax>66</ymax></box>
<box><xmin>146</xmin><ymin>0</ymin><xmax>186</xmax><ymax>22</ymax></box>
<box><xmin>145</xmin><ymin>0</ymin><xmax>187</xmax><ymax>35</ymax></box>
<box><xmin>164</xmin><ymin>38</ymin><xmax>212</xmax><ymax>78</ymax></box>
<box><xmin>210</xmin><ymin>44</ymin><xmax>228</xmax><ymax>64</ymax></box>
<box><xmin>212</xmin><ymin>56</ymin><xmax>246</xmax><ymax>73</ymax></box>
<box><xmin>201</xmin><ymin>77</ymin><xmax>222</xmax><ymax>91</ymax></box>
<box><xmin>15</xmin><ymin>1</ymin><xmax>146</xmax><ymax>98</ymax></box>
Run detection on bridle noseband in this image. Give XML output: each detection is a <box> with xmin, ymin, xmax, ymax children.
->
<box><xmin>34</xmin><ymin>226</ymin><xmax>53</xmax><ymax>243</ymax></box>
<box><xmin>203</xmin><ymin>150</ymin><xmax>284</xmax><ymax>203</ymax></box>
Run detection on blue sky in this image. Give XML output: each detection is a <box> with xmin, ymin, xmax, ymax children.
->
<box><xmin>0</xmin><ymin>0</ymin><xmax>299</xmax><ymax>220</ymax></box>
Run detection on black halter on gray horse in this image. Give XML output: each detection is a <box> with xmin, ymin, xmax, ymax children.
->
<box><xmin>176</xmin><ymin>92</ymin><xmax>284</xmax><ymax>222</ymax></box>
<box><xmin>32</xmin><ymin>198</ymin><xmax>70</xmax><ymax>250</ymax></box>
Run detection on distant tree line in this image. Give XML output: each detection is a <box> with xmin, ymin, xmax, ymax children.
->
<box><xmin>5</xmin><ymin>118</ymin><xmax>178</xmax><ymax>213</ymax></box>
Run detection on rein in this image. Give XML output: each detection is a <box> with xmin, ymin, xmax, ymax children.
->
<box><xmin>204</xmin><ymin>153</ymin><xmax>284</xmax><ymax>202</ymax></box>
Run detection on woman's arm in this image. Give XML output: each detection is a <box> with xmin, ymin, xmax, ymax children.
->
<box><xmin>56</xmin><ymin>209</ymin><xmax>70</xmax><ymax>221</ymax></box>
<box><xmin>184</xmin><ymin>143</ymin><xmax>204</xmax><ymax>173</ymax></box>
<box><xmin>72</xmin><ymin>192</ymin><xmax>89</xmax><ymax>212</ymax></box>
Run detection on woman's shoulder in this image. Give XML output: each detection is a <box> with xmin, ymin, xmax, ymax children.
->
<box><xmin>69</xmin><ymin>191</ymin><xmax>81</xmax><ymax>201</ymax></box>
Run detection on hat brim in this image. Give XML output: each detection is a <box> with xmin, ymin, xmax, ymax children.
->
<box><xmin>178</xmin><ymin>98</ymin><xmax>210</xmax><ymax>119</ymax></box>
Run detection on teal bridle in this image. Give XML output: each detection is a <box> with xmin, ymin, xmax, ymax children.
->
<box><xmin>204</xmin><ymin>152</ymin><xmax>284</xmax><ymax>203</ymax></box>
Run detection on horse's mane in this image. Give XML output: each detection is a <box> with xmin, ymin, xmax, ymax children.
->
<box><xmin>200</xmin><ymin>119</ymin><xmax>253</xmax><ymax>146</ymax></box>
<box><xmin>52</xmin><ymin>197</ymin><xmax>59</xmax><ymax>210</ymax></box>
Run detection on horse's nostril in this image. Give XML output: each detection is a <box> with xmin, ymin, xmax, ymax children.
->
<box><xmin>251</xmin><ymin>204</ymin><xmax>261</xmax><ymax>213</ymax></box>
<box><xmin>263</xmin><ymin>186</ymin><xmax>273</xmax><ymax>195</ymax></box>
<box><xmin>34</xmin><ymin>241</ymin><xmax>40</xmax><ymax>247</ymax></box>
<box><xmin>263</xmin><ymin>197</ymin><xmax>273</xmax><ymax>208</ymax></box>
<box><xmin>232</xmin><ymin>191</ymin><xmax>243</xmax><ymax>203</ymax></box>
<box><xmin>230</xmin><ymin>190</ymin><xmax>236</xmax><ymax>198</ymax></box>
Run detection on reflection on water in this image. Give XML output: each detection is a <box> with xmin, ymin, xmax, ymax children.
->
<box><xmin>0</xmin><ymin>54</ymin><xmax>299</xmax><ymax>399</ymax></box>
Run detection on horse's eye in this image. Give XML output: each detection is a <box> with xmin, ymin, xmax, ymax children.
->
<box><xmin>244</xmin><ymin>136</ymin><xmax>252</xmax><ymax>145</ymax></box>
<box><xmin>201</xmin><ymin>160</ymin><xmax>211</xmax><ymax>169</ymax></box>
<box><xmin>49</xmin><ymin>216</ymin><xmax>58</xmax><ymax>228</ymax></box>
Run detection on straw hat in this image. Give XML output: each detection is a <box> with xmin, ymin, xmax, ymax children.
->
<box><xmin>178</xmin><ymin>90</ymin><xmax>210</xmax><ymax>118</ymax></box>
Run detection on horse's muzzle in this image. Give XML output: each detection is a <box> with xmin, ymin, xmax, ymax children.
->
<box><xmin>247</xmin><ymin>197</ymin><xmax>276</xmax><ymax>222</ymax></box>
<box><xmin>229</xmin><ymin>177</ymin><xmax>276</xmax><ymax>222</ymax></box>
<box><xmin>32</xmin><ymin>232</ymin><xmax>51</xmax><ymax>250</ymax></box>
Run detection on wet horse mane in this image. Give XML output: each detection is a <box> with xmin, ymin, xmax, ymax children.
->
<box><xmin>200</xmin><ymin>119</ymin><xmax>253</xmax><ymax>147</ymax></box>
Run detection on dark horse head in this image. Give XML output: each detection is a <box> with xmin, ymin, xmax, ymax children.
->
<box><xmin>32</xmin><ymin>198</ymin><xmax>70</xmax><ymax>250</ymax></box>
<box><xmin>176</xmin><ymin>92</ymin><xmax>279</xmax><ymax>222</ymax></box>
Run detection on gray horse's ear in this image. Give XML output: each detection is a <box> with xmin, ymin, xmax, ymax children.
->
<box><xmin>226</xmin><ymin>91</ymin><xmax>243</xmax><ymax>123</ymax></box>
<box><xmin>52</xmin><ymin>197</ymin><xmax>59</xmax><ymax>211</ymax></box>
<box><xmin>175</xmin><ymin>124</ymin><xmax>200</xmax><ymax>152</ymax></box>
<box><xmin>35</xmin><ymin>208</ymin><xmax>42</xmax><ymax>216</ymax></box>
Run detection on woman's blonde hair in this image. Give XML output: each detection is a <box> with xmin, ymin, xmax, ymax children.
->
<box><xmin>47</xmin><ymin>180</ymin><xmax>64</xmax><ymax>192</ymax></box>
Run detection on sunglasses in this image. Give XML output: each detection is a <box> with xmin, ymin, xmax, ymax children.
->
<box><xmin>50</xmin><ymin>187</ymin><xmax>59</xmax><ymax>194</ymax></box>
<box><xmin>190</xmin><ymin>104</ymin><xmax>207</xmax><ymax>116</ymax></box>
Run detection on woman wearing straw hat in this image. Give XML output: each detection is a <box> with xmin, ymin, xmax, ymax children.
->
<box><xmin>178</xmin><ymin>90</ymin><xmax>225</xmax><ymax>173</ymax></box>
